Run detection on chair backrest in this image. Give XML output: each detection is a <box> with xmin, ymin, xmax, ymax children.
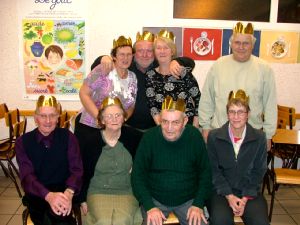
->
<box><xmin>4</xmin><ymin>109</ymin><xmax>21</xmax><ymax>140</ymax></box>
<box><xmin>277</xmin><ymin>105</ymin><xmax>296</xmax><ymax>130</ymax></box>
<box><xmin>0</xmin><ymin>103</ymin><xmax>9</xmax><ymax>119</ymax></box>
<box><xmin>13</xmin><ymin>119</ymin><xmax>27</xmax><ymax>138</ymax></box>
<box><xmin>57</xmin><ymin>111</ymin><xmax>69</xmax><ymax>128</ymax></box>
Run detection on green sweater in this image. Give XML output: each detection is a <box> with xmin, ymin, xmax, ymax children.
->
<box><xmin>131</xmin><ymin>125</ymin><xmax>212</xmax><ymax>211</ymax></box>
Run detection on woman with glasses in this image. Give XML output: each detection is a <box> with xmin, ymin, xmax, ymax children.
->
<box><xmin>81</xmin><ymin>96</ymin><xmax>140</xmax><ymax>225</ymax></box>
<box><xmin>206</xmin><ymin>89</ymin><xmax>269</xmax><ymax>225</ymax></box>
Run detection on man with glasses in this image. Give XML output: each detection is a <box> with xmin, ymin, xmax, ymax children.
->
<box><xmin>198</xmin><ymin>22</ymin><xmax>277</xmax><ymax>150</ymax></box>
<box><xmin>16</xmin><ymin>95</ymin><xmax>83</xmax><ymax>225</ymax></box>
<box><xmin>131</xmin><ymin>96</ymin><xmax>212</xmax><ymax>225</ymax></box>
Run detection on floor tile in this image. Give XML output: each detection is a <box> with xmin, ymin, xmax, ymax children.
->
<box><xmin>0</xmin><ymin>199</ymin><xmax>21</xmax><ymax>214</ymax></box>
<box><xmin>290</xmin><ymin>214</ymin><xmax>300</xmax><ymax>224</ymax></box>
<box><xmin>1</xmin><ymin>187</ymin><xmax>22</xmax><ymax>199</ymax></box>
<box><xmin>7</xmin><ymin>214</ymin><xmax>22</xmax><ymax>225</ymax></box>
<box><xmin>279</xmin><ymin>199</ymin><xmax>300</xmax><ymax>214</ymax></box>
<box><xmin>0</xmin><ymin>215</ymin><xmax>12</xmax><ymax>225</ymax></box>
<box><xmin>0</xmin><ymin>176</ymin><xmax>12</xmax><ymax>188</ymax></box>
<box><xmin>275</xmin><ymin>186</ymin><xmax>299</xmax><ymax>200</ymax></box>
<box><xmin>270</xmin><ymin>214</ymin><xmax>297</xmax><ymax>224</ymax></box>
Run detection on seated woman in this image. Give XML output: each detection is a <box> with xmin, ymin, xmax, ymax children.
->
<box><xmin>206</xmin><ymin>89</ymin><xmax>269</xmax><ymax>225</ymax></box>
<box><xmin>145</xmin><ymin>29</ymin><xmax>200</xmax><ymax>127</ymax></box>
<box><xmin>81</xmin><ymin>96</ymin><xmax>140</xmax><ymax>225</ymax></box>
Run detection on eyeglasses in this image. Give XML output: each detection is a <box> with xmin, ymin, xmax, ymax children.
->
<box><xmin>37</xmin><ymin>113</ymin><xmax>58</xmax><ymax>120</ymax></box>
<box><xmin>117</xmin><ymin>53</ymin><xmax>133</xmax><ymax>58</ymax></box>
<box><xmin>103</xmin><ymin>113</ymin><xmax>123</xmax><ymax>121</ymax></box>
<box><xmin>161</xmin><ymin>119</ymin><xmax>182</xmax><ymax>127</ymax></box>
<box><xmin>228</xmin><ymin>110</ymin><xmax>247</xmax><ymax>116</ymax></box>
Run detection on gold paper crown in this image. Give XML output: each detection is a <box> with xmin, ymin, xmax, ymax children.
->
<box><xmin>162</xmin><ymin>96</ymin><xmax>186</xmax><ymax>112</ymax></box>
<box><xmin>113</xmin><ymin>36</ymin><xmax>132</xmax><ymax>49</ymax></box>
<box><xmin>100</xmin><ymin>96</ymin><xmax>124</xmax><ymax>110</ymax></box>
<box><xmin>228</xmin><ymin>89</ymin><xmax>249</xmax><ymax>104</ymax></box>
<box><xmin>136</xmin><ymin>31</ymin><xmax>155</xmax><ymax>42</ymax></box>
<box><xmin>156</xmin><ymin>29</ymin><xmax>175</xmax><ymax>42</ymax></box>
<box><xmin>233</xmin><ymin>22</ymin><xmax>254</xmax><ymax>35</ymax></box>
<box><xmin>36</xmin><ymin>95</ymin><xmax>58</xmax><ymax>110</ymax></box>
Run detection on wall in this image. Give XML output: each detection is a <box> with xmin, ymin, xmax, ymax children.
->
<box><xmin>0</xmin><ymin>0</ymin><xmax>299</xmax><ymax>133</ymax></box>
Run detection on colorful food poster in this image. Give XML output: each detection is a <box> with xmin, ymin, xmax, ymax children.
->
<box><xmin>143</xmin><ymin>27</ymin><xmax>183</xmax><ymax>56</ymax></box>
<box><xmin>183</xmin><ymin>28</ymin><xmax>222</xmax><ymax>60</ymax></box>
<box><xmin>260</xmin><ymin>31</ymin><xmax>299</xmax><ymax>63</ymax></box>
<box><xmin>22</xmin><ymin>19</ymin><xmax>85</xmax><ymax>95</ymax></box>
<box><xmin>221</xmin><ymin>29</ymin><xmax>261</xmax><ymax>57</ymax></box>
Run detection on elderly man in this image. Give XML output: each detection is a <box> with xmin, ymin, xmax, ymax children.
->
<box><xmin>16</xmin><ymin>95</ymin><xmax>83</xmax><ymax>225</ymax></box>
<box><xmin>198</xmin><ymin>22</ymin><xmax>277</xmax><ymax>150</ymax></box>
<box><xmin>90</xmin><ymin>31</ymin><xmax>195</xmax><ymax>141</ymax></box>
<box><xmin>131</xmin><ymin>96</ymin><xmax>212</xmax><ymax>225</ymax></box>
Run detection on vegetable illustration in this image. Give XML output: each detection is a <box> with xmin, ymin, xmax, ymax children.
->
<box><xmin>55</xmin><ymin>28</ymin><xmax>75</xmax><ymax>43</ymax></box>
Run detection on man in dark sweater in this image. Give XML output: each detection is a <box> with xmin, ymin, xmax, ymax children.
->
<box><xmin>16</xmin><ymin>95</ymin><xmax>83</xmax><ymax>225</ymax></box>
<box><xmin>131</xmin><ymin>96</ymin><xmax>212</xmax><ymax>225</ymax></box>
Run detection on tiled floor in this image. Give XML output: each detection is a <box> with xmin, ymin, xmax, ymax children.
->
<box><xmin>0</xmin><ymin>175</ymin><xmax>300</xmax><ymax>225</ymax></box>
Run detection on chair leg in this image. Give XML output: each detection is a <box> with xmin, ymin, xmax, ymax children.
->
<box><xmin>72</xmin><ymin>203</ymin><xmax>82</xmax><ymax>225</ymax></box>
<box><xmin>0</xmin><ymin>161</ymin><xmax>9</xmax><ymax>177</ymax></box>
<box><xmin>269</xmin><ymin>182</ymin><xmax>278</xmax><ymax>222</ymax></box>
<box><xmin>22</xmin><ymin>208</ymin><xmax>29</xmax><ymax>225</ymax></box>
<box><xmin>7</xmin><ymin>163</ymin><xmax>22</xmax><ymax>198</ymax></box>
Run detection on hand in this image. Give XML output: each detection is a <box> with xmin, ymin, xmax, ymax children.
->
<box><xmin>169</xmin><ymin>60</ymin><xmax>182</xmax><ymax>79</ymax></box>
<box><xmin>100</xmin><ymin>55</ymin><xmax>114</xmax><ymax>74</ymax></box>
<box><xmin>201</xmin><ymin>129</ymin><xmax>210</xmax><ymax>143</ymax></box>
<box><xmin>45</xmin><ymin>192</ymin><xmax>72</xmax><ymax>216</ymax></box>
<box><xmin>80</xmin><ymin>202</ymin><xmax>88</xmax><ymax>215</ymax></box>
<box><xmin>267</xmin><ymin>139</ymin><xmax>272</xmax><ymax>151</ymax></box>
<box><xmin>146</xmin><ymin>207</ymin><xmax>166</xmax><ymax>225</ymax></box>
<box><xmin>187</xmin><ymin>206</ymin><xmax>208</xmax><ymax>225</ymax></box>
<box><xmin>226</xmin><ymin>194</ymin><xmax>245</xmax><ymax>216</ymax></box>
<box><xmin>193</xmin><ymin>116</ymin><xmax>199</xmax><ymax>128</ymax></box>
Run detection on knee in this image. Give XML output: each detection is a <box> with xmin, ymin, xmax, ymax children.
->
<box><xmin>209</xmin><ymin>213</ymin><xmax>233</xmax><ymax>225</ymax></box>
<box><xmin>113</xmin><ymin>215</ymin><xmax>131</xmax><ymax>225</ymax></box>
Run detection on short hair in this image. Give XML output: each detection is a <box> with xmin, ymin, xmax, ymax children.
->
<box><xmin>45</xmin><ymin>45</ymin><xmax>63</xmax><ymax>58</ymax></box>
<box><xmin>153</xmin><ymin>37</ymin><xmax>177</xmax><ymax>58</ymax></box>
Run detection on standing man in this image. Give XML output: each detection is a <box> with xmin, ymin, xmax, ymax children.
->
<box><xmin>131</xmin><ymin>96</ymin><xmax>212</xmax><ymax>225</ymax></box>
<box><xmin>16</xmin><ymin>95</ymin><xmax>83</xmax><ymax>225</ymax></box>
<box><xmin>92</xmin><ymin>31</ymin><xmax>195</xmax><ymax>155</ymax></box>
<box><xmin>198</xmin><ymin>22</ymin><xmax>277</xmax><ymax>150</ymax></box>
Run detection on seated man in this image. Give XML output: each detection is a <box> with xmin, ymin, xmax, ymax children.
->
<box><xmin>206</xmin><ymin>89</ymin><xmax>269</xmax><ymax>225</ymax></box>
<box><xmin>131</xmin><ymin>96</ymin><xmax>212</xmax><ymax>225</ymax></box>
<box><xmin>16</xmin><ymin>95</ymin><xmax>83</xmax><ymax>225</ymax></box>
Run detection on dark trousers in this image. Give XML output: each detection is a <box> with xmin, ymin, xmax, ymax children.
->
<box><xmin>24</xmin><ymin>195</ymin><xmax>76</xmax><ymax>225</ymax></box>
<box><xmin>207</xmin><ymin>193</ymin><xmax>269</xmax><ymax>225</ymax></box>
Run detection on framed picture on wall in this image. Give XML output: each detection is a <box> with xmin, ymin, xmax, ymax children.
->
<box><xmin>277</xmin><ymin>0</ymin><xmax>300</xmax><ymax>23</ymax></box>
<box><xmin>173</xmin><ymin>0</ymin><xmax>271</xmax><ymax>22</ymax></box>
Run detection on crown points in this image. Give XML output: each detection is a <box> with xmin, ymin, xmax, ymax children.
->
<box><xmin>233</xmin><ymin>22</ymin><xmax>254</xmax><ymax>35</ymax></box>
<box><xmin>113</xmin><ymin>36</ymin><xmax>132</xmax><ymax>49</ymax></box>
<box><xmin>156</xmin><ymin>29</ymin><xmax>175</xmax><ymax>42</ymax></box>
<box><xmin>100</xmin><ymin>96</ymin><xmax>123</xmax><ymax>110</ymax></box>
<box><xmin>136</xmin><ymin>31</ymin><xmax>155</xmax><ymax>42</ymax></box>
<box><xmin>228</xmin><ymin>89</ymin><xmax>249</xmax><ymax>104</ymax></box>
<box><xmin>36</xmin><ymin>95</ymin><xmax>58</xmax><ymax>110</ymax></box>
<box><xmin>162</xmin><ymin>96</ymin><xmax>186</xmax><ymax>112</ymax></box>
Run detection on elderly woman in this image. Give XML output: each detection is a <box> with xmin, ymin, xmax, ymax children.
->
<box><xmin>74</xmin><ymin>35</ymin><xmax>137</xmax><ymax>204</ymax></box>
<box><xmin>206</xmin><ymin>89</ymin><xmax>269</xmax><ymax>225</ymax></box>
<box><xmin>145</xmin><ymin>29</ymin><xmax>200</xmax><ymax>127</ymax></box>
<box><xmin>81</xmin><ymin>96</ymin><xmax>139</xmax><ymax>225</ymax></box>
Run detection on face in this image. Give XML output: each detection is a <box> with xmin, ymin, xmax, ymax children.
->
<box><xmin>231</xmin><ymin>33</ymin><xmax>254</xmax><ymax>62</ymax></box>
<box><xmin>134</xmin><ymin>40</ymin><xmax>154</xmax><ymax>70</ymax></box>
<box><xmin>227</xmin><ymin>104</ymin><xmax>249</xmax><ymax>131</ymax></box>
<box><xmin>160</xmin><ymin>110</ymin><xmax>188</xmax><ymax>141</ymax></box>
<box><xmin>113</xmin><ymin>46</ymin><xmax>133</xmax><ymax>70</ymax></box>
<box><xmin>154</xmin><ymin>39</ymin><xmax>172</xmax><ymax>64</ymax></box>
<box><xmin>47</xmin><ymin>51</ymin><xmax>62</xmax><ymax>65</ymax></box>
<box><xmin>101</xmin><ymin>105</ymin><xmax>124</xmax><ymax>131</ymax></box>
<box><xmin>34</xmin><ymin>106</ymin><xmax>59</xmax><ymax>136</ymax></box>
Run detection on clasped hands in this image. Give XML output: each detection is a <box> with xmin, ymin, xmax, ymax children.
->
<box><xmin>226</xmin><ymin>194</ymin><xmax>248</xmax><ymax>217</ymax></box>
<box><xmin>146</xmin><ymin>206</ymin><xmax>207</xmax><ymax>225</ymax></box>
<box><xmin>45</xmin><ymin>189</ymin><xmax>73</xmax><ymax>217</ymax></box>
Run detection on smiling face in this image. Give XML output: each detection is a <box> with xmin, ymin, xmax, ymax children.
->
<box><xmin>160</xmin><ymin>109</ymin><xmax>188</xmax><ymax>141</ymax></box>
<box><xmin>113</xmin><ymin>46</ymin><xmax>133</xmax><ymax>70</ymax></box>
<box><xmin>154</xmin><ymin>38</ymin><xmax>174</xmax><ymax>65</ymax></box>
<box><xmin>101</xmin><ymin>105</ymin><xmax>125</xmax><ymax>131</ymax></box>
<box><xmin>34</xmin><ymin>106</ymin><xmax>59</xmax><ymax>136</ymax></box>
<box><xmin>227</xmin><ymin>104</ymin><xmax>249</xmax><ymax>132</ymax></box>
<box><xmin>231</xmin><ymin>33</ymin><xmax>254</xmax><ymax>62</ymax></box>
<box><xmin>134</xmin><ymin>40</ymin><xmax>154</xmax><ymax>71</ymax></box>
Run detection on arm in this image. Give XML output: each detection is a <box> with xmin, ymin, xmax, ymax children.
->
<box><xmin>170</xmin><ymin>57</ymin><xmax>195</xmax><ymax>79</ymax></box>
<box><xmin>79</xmin><ymin>82</ymin><xmax>99</xmax><ymax>119</ymax></box>
<box><xmin>91</xmin><ymin>55</ymin><xmax>113</xmax><ymax>73</ymax></box>
<box><xmin>15</xmin><ymin>136</ymin><xmax>50</xmax><ymax>199</ymax></box>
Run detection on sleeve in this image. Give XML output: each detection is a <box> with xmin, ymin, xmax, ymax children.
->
<box><xmin>262</xmin><ymin>66</ymin><xmax>277</xmax><ymax>139</ymax></box>
<box><xmin>174</xmin><ymin>57</ymin><xmax>195</xmax><ymax>70</ymax></box>
<box><xmin>131</xmin><ymin>133</ymin><xmax>155</xmax><ymax>211</ymax></box>
<box><xmin>65</xmin><ymin>132</ymin><xmax>83</xmax><ymax>195</ymax></box>
<box><xmin>145</xmin><ymin>71</ymin><xmax>160</xmax><ymax>117</ymax></box>
<box><xmin>206</xmin><ymin>132</ymin><xmax>233</xmax><ymax>196</ymax></box>
<box><xmin>198</xmin><ymin>66</ymin><xmax>216</xmax><ymax>129</ymax></box>
<box><xmin>192</xmin><ymin>130</ymin><xmax>212</xmax><ymax>208</ymax></box>
<box><xmin>15</xmin><ymin>136</ymin><xmax>50</xmax><ymax>199</ymax></box>
<box><xmin>241</xmin><ymin>133</ymin><xmax>267</xmax><ymax>197</ymax></box>
<box><xmin>185</xmin><ymin>72</ymin><xmax>201</xmax><ymax>116</ymax></box>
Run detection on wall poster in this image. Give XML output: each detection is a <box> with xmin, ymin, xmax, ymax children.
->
<box><xmin>18</xmin><ymin>1</ymin><xmax>87</xmax><ymax>100</ymax></box>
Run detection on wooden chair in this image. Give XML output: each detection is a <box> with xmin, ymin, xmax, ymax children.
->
<box><xmin>57</xmin><ymin>110</ymin><xmax>70</xmax><ymax>129</ymax></box>
<box><xmin>0</xmin><ymin>103</ymin><xmax>9</xmax><ymax>144</ymax></box>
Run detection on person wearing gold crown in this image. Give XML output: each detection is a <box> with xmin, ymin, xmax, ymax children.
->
<box><xmin>132</xmin><ymin>96</ymin><xmax>212</xmax><ymax>225</ymax></box>
<box><xmin>199</xmin><ymin>22</ymin><xmax>277</xmax><ymax>150</ymax></box>
<box><xmin>206</xmin><ymin>90</ymin><xmax>269</xmax><ymax>225</ymax></box>
<box><xmin>146</xmin><ymin>29</ymin><xmax>201</xmax><ymax>128</ymax></box>
<box><xmin>91</xmin><ymin>30</ymin><xmax>195</xmax><ymax>154</ymax></box>
<box><xmin>15</xmin><ymin>95</ymin><xmax>83</xmax><ymax>225</ymax></box>
<box><xmin>78</xmin><ymin>96</ymin><xmax>140</xmax><ymax>225</ymax></box>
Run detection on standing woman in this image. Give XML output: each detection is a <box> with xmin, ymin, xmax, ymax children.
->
<box><xmin>81</xmin><ymin>97</ymin><xmax>139</xmax><ymax>225</ymax></box>
<box><xmin>145</xmin><ymin>29</ymin><xmax>200</xmax><ymax>127</ymax></box>
<box><xmin>206</xmin><ymin>89</ymin><xmax>269</xmax><ymax>225</ymax></box>
<box><xmin>74</xmin><ymin>36</ymin><xmax>137</xmax><ymax>204</ymax></box>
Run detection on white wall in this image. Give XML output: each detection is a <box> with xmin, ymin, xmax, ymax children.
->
<box><xmin>0</xmin><ymin>0</ymin><xmax>299</xmax><ymax>133</ymax></box>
